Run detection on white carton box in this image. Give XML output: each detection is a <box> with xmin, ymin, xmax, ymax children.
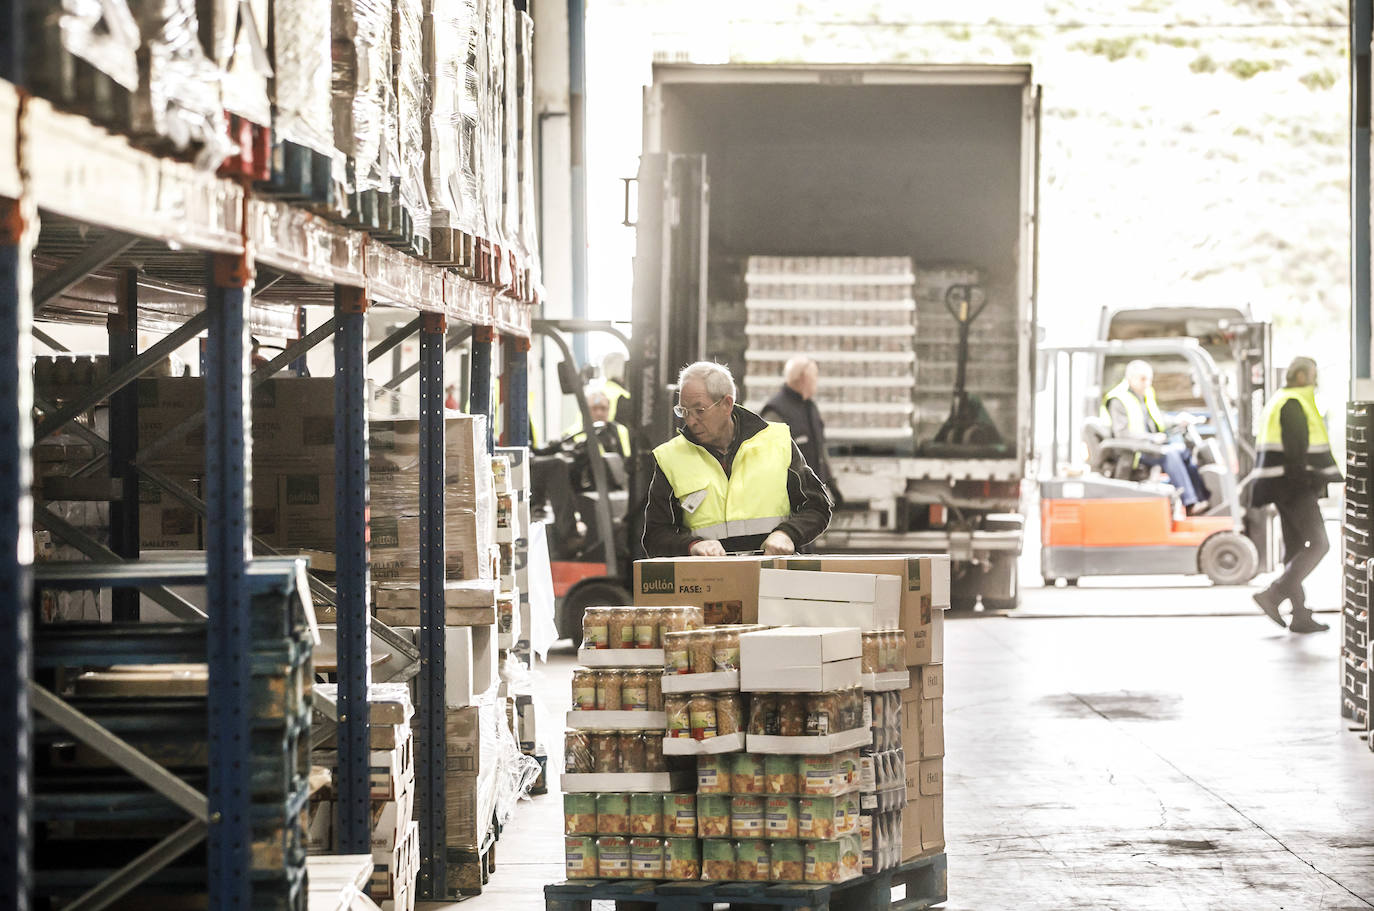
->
<box><xmin>758</xmin><ymin>569</ymin><xmax>901</xmax><ymax>631</ymax></box>
<box><xmin>740</xmin><ymin>627</ymin><xmax>862</xmax><ymax>692</ymax></box>
<box><xmin>471</xmin><ymin>623</ymin><xmax>498</xmax><ymax>695</ymax></box>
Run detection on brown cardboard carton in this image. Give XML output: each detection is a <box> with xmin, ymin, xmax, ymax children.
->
<box><xmin>901</xmin><ymin>664</ymin><xmax>944</xmax><ymax>759</ymax></box>
<box><xmin>251</xmin><ymin>378</ymin><xmax>337</xmax><ymax>467</ymax></box>
<box><xmin>633</xmin><ymin>556</ymin><xmax>771</xmax><ymax>623</ymax></box>
<box><xmin>137</xmin><ymin>474</ymin><xmax>201</xmax><ymax>550</ymax></box>
<box><xmin>773</xmin><ymin>555</ymin><xmax>949</xmax><ymax>665</ymax></box>
<box><xmin>902</xmin><ymin>757</ymin><xmax>944</xmax><ymax>858</ymax></box>
<box><xmin>136</xmin><ymin>378</ymin><xmax>207</xmax><ymax>467</ymax></box>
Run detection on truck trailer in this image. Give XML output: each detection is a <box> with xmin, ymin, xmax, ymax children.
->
<box><xmin>626</xmin><ymin>63</ymin><xmax>1041</xmax><ymax>610</ymax></box>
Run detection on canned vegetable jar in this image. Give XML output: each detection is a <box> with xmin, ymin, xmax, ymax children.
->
<box><xmin>664</xmin><ymin>837</ymin><xmax>701</xmax><ymax>880</ymax></box>
<box><xmin>664</xmin><ymin>793</ymin><xmax>697</xmax><ymax>837</ymax></box>
<box><xmin>630</xmin><ymin>793</ymin><xmax>663</xmax><ymax>835</ymax></box>
<box><xmin>630</xmin><ymin>837</ymin><xmax>665</xmax><ymax>879</ymax></box>
<box><xmin>770</xmin><ymin>840</ymin><xmax>805</xmax><ymax>882</ymax></box>
<box><xmin>563</xmin><ymin>793</ymin><xmax>597</xmax><ymax>835</ymax></box>
<box><xmin>596</xmin><ymin>792</ymin><xmax>629</xmax><ymax>835</ymax></box>
<box><xmin>735</xmin><ymin>839</ymin><xmax>770</xmax><ymax>881</ymax></box>
<box><xmin>665</xmin><ymin>695</ymin><xmax>691</xmax><ymax>738</ymax></box>
<box><xmin>662</xmin><ymin>630</ymin><xmax>691</xmax><ymax>674</ymax></box>
<box><xmin>731</xmin><ymin>753</ymin><xmax>765</xmax><ymax>794</ymax></box>
<box><xmin>621</xmin><ymin>670</ymin><xmax>650</xmax><ymax>711</ymax></box>
<box><xmin>730</xmin><ymin>795</ymin><xmax>764</xmax><ymax>838</ymax></box>
<box><xmin>582</xmin><ymin>607</ymin><xmax>609</xmax><ymax>649</ymax></box>
<box><xmin>696</xmin><ymin>754</ymin><xmax>730</xmax><ymax>794</ymax></box>
<box><xmin>701</xmin><ymin>839</ymin><xmax>736</xmax><ymax>881</ymax></box>
<box><xmin>565</xmin><ymin>836</ymin><xmax>598</xmax><ymax>879</ymax></box>
<box><xmin>688</xmin><ymin>693</ymin><xmax>717</xmax><ymax>740</ymax></box>
<box><xmin>570</xmin><ymin>668</ymin><xmax>597</xmax><ymax>712</ymax></box>
<box><xmin>596</xmin><ymin>836</ymin><xmax>631</xmax><ymax>878</ymax></box>
<box><xmin>765</xmin><ymin>796</ymin><xmax>799</xmax><ymax>838</ymax></box>
<box><xmin>696</xmin><ymin>794</ymin><xmax>731</xmax><ymax>838</ymax></box>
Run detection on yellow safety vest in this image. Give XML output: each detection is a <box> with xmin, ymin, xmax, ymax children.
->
<box><xmin>1250</xmin><ymin>385</ymin><xmax>1341</xmax><ymax>482</ymax></box>
<box><xmin>652</xmin><ymin>422</ymin><xmax>793</xmax><ymax>541</ymax></box>
<box><xmin>604</xmin><ymin>379</ymin><xmax>630</xmax><ymax>422</ymax></box>
<box><xmin>571</xmin><ymin>421</ymin><xmax>632</xmax><ymax>456</ymax></box>
<box><xmin>1101</xmin><ymin>380</ymin><xmax>1167</xmax><ymax>435</ymax></box>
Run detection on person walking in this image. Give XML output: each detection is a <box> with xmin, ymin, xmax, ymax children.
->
<box><xmin>762</xmin><ymin>356</ymin><xmax>839</xmax><ymax>503</ymax></box>
<box><xmin>641</xmin><ymin>361</ymin><xmax>831</xmax><ymax>557</ymax></box>
<box><xmin>1247</xmin><ymin>356</ymin><xmax>1343</xmax><ymax>633</ymax></box>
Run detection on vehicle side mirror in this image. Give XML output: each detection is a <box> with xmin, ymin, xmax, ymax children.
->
<box><xmin>557</xmin><ymin>360</ymin><xmax>580</xmax><ymax>395</ymax></box>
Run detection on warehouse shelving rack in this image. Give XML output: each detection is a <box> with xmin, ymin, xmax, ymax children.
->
<box><xmin>0</xmin><ymin>77</ymin><xmax>535</xmax><ymax>908</ymax></box>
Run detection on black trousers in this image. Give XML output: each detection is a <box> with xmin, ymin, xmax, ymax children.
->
<box><xmin>1269</xmin><ymin>490</ymin><xmax>1329</xmax><ymax>609</ymax></box>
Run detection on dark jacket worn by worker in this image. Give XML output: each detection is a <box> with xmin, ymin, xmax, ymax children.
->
<box><xmin>640</xmin><ymin>405</ymin><xmax>833</xmax><ymax>557</ymax></box>
<box><xmin>762</xmin><ymin>384</ymin><xmax>836</xmax><ymax>493</ymax></box>
<box><xmin>1247</xmin><ymin>385</ymin><xmax>1342</xmax><ymax>507</ymax></box>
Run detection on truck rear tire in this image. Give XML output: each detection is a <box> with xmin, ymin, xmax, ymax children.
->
<box><xmin>1198</xmin><ymin>531</ymin><xmax>1259</xmax><ymax>586</ymax></box>
<box><xmin>980</xmin><ymin>554</ymin><xmax>1019</xmax><ymax>611</ymax></box>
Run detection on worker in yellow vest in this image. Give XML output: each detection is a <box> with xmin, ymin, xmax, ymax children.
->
<box><xmin>642</xmin><ymin>361</ymin><xmax>832</xmax><ymax>557</ymax></box>
<box><xmin>1247</xmin><ymin>357</ymin><xmax>1343</xmax><ymax>633</ymax></box>
<box><xmin>601</xmin><ymin>351</ymin><xmax>631</xmax><ymax>422</ymax></box>
<box><xmin>1102</xmin><ymin>359</ymin><xmax>1210</xmax><ymax>514</ymax></box>
<box><xmin>571</xmin><ymin>387</ymin><xmax>632</xmax><ymax>456</ymax></box>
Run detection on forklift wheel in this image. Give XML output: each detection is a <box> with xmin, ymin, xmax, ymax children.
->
<box><xmin>1198</xmin><ymin>531</ymin><xmax>1259</xmax><ymax>586</ymax></box>
<box><xmin>556</xmin><ymin>576</ymin><xmax>631</xmax><ymax>642</ymax></box>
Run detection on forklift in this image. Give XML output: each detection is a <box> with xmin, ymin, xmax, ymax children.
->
<box><xmin>1038</xmin><ymin>335</ymin><xmax>1274</xmax><ymax>586</ymax></box>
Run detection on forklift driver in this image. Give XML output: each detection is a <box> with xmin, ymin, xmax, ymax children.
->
<box><xmin>1103</xmin><ymin>359</ymin><xmax>1211</xmax><ymax>515</ymax></box>
<box><xmin>641</xmin><ymin>361</ymin><xmax>832</xmax><ymax>558</ymax></box>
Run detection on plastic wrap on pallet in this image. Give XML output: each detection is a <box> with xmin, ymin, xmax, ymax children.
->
<box><xmin>515</xmin><ymin>9</ymin><xmax>537</xmax><ymax>266</ymax></box>
<box><xmin>393</xmin><ymin>0</ymin><xmax>432</xmax><ymax>238</ymax></box>
<box><xmin>128</xmin><ymin>0</ymin><xmax>235</xmax><ymax>168</ymax></box>
<box><xmin>421</xmin><ymin>0</ymin><xmax>477</xmax><ymax>235</ymax></box>
<box><xmin>485</xmin><ymin>688</ymin><xmax>541</xmax><ymax>831</ymax></box>
<box><xmin>500</xmin><ymin>0</ymin><xmax>518</xmax><ymax>249</ymax></box>
<box><xmin>332</xmin><ymin>0</ymin><xmax>393</xmax><ymax>192</ymax></box>
<box><xmin>479</xmin><ymin>0</ymin><xmax>503</xmax><ymax>246</ymax></box>
<box><xmin>272</xmin><ymin>0</ymin><xmax>335</xmax><ymax>156</ymax></box>
<box><xmin>198</xmin><ymin>0</ymin><xmax>272</xmax><ymax>125</ymax></box>
<box><xmin>41</xmin><ymin>0</ymin><xmax>143</xmax><ymax>91</ymax></box>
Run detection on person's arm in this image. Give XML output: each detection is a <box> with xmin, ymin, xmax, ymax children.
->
<box><xmin>1279</xmin><ymin>398</ymin><xmax>1308</xmax><ymax>481</ymax></box>
<box><xmin>773</xmin><ymin>441</ymin><xmax>834</xmax><ymax>549</ymax></box>
<box><xmin>1106</xmin><ymin>398</ymin><xmax>1132</xmax><ymax>438</ymax></box>
<box><xmin>639</xmin><ymin>462</ymin><xmax>703</xmax><ymax>557</ymax></box>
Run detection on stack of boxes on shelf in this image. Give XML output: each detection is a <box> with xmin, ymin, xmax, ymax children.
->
<box><xmin>561</xmin><ymin>554</ymin><xmax>950</xmax><ymax>885</ymax></box>
<box><xmin>742</xmin><ymin>256</ymin><xmax>917</xmax><ymax>445</ymax></box>
<box><xmin>1343</xmin><ymin>403</ymin><xmax>1372</xmax><ymax>735</ymax></box>
<box><xmin>309</xmin><ymin>683</ymin><xmax>420</xmax><ymax>911</ymax></box>
<box><xmin>22</xmin><ymin>0</ymin><xmax>541</xmax><ymax>284</ymax></box>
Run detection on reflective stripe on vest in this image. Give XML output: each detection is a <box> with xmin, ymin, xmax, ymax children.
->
<box><xmin>1101</xmin><ymin>381</ymin><xmax>1166</xmax><ymax>435</ymax></box>
<box><xmin>652</xmin><ymin>422</ymin><xmax>793</xmax><ymax>540</ymax></box>
<box><xmin>1249</xmin><ymin>386</ymin><xmax>1342</xmax><ymax>481</ymax></box>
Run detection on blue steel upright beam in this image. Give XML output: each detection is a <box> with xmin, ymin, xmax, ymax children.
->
<box><xmin>470</xmin><ymin>326</ymin><xmax>495</xmax><ymax>452</ymax></box>
<box><xmin>1354</xmin><ymin>0</ymin><xmax>1372</xmax><ymax>384</ymax></box>
<box><xmin>0</xmin><ymin>191</ymin><xmax>35</xmax><ymax>911</ymax></box>
<box><xmin>333</xmin><ymin>286</ymin><xmax>371</xmax><ymax>855</ymax></box>
<box><xmin>109</xmin><ymin>268</ymin><xmax>139</xmax><ymax>621</ymax></box>
<box><xmin>204</xmin><ymin>251</ymin><xmax>254</xmax><ymax>910</ymax></box>
<box><xmin>504</xmin><ymin>334</ymin><xmax>530</xmax><ymax>447</ymax></box>
<box><xmin>416</xmin><ymin>313</ymin><xmax>448</xmax><ymax>899</ymax></box>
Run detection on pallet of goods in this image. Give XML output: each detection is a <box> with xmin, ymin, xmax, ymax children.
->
<box><xmin>551</xmin><ymin>555</ymin><xmax>950</xmax><ymax>907</ymax></box>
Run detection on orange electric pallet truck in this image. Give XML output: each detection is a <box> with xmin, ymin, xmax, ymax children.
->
<box><xmin>1038</xmin><ymin>337</ymin><xmax>1273</xmax><ymax>587</ymax></box>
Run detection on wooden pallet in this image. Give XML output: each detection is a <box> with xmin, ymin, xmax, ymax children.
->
<box><xmin>545</xmin><ymin>852</ymin><xmax>947</xmax><ymax>911</ymax></box>
<box><xmin>438</xmin><ymin>826</ymin><xmax>499</xmax><ymax>898</ymax></box>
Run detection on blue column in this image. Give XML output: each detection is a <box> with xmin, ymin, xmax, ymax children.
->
<box><xmin>470</xmin><ymin>326</ymin><xmax>494</xmax><ymax>452</ymax></box>
<box><xmin>205</xmin><ymin>252</ymin><xmax>254</xmax><ymax>910</ymax></box>
<box><xmin>109</xmin><ymin>268</ymin><xmax>139</xmax><ymax>620</ymax></box>
<box><xmin>291</xmin><ymin>306</ymin><xmax>310</xmax><ymax>377</ymax></box>
<box><xmin>0</xmin><ymin>195</ymin><xmax>33</xmax><ymax>911</ymax></box>
<box><xmin>1355</xmin><ymin>1</ymin><xmax>1372</xmax><ymax>383</ymax></box>
<box><xmin>333</xmin><ymin>286</ymin><xmax>371</xmax><ymax>855</ymax></box>
<box><xmin>505</xmin><ymin>334</ymin><xmax>530</xmax><ymax>447</ymax></box>
<box><xmin>417</xmin><ymin>313</ymin><xmax>447</xmax><ymax>898</ymax></box>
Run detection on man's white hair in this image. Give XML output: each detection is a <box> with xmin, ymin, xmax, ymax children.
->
<box><xmin>1125</xmin><ymin>359</ymin><xmax>1153</xmax><ymax>382</ymax></box>
<box><xmin>678</xmin><ymin>361</ymin><xmax>736</xmax><ymax>401</ymax></box>
<box><xmin>586</xmin><ymin>388</ymin><xmax>610</xmax><ymax>408</ymax></box>
<box><xmin>1285</xmin><ymin>356</ymin><xmax>1317</xmax><ymax>387</ymax></box>
<box><xmin>602</xmin><ymin>351</ymin><xmax>626</xmax><ymax>383</ymax></box>
<box><xmin>783</xmin><ymin>355</ymin><xmax>817</xmax><ymax>385</ymax></box>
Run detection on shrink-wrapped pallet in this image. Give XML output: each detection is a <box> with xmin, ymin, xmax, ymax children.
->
<box><xmin>197</xmin><ymin>0</ymin><xmax>272</xmax><ymax>125</ymax></box>
<box><xmin>393</xmin><ymin>0</ymin><xmax>432</xmax><ymax>236</ymax></box>
<box><xmin>423</xmin><ymin>0</ymin><xmax>481</xmax><ymax>245</ymax></box>
<box><xmin>500</xmin><ymin>0</ymin><xmax>518</xmax><ymax>249</ymax></box>
<box><xmin>25</xmin><ymin>0</ymin><xmax>142</xmax><ymax>101</ymax></box>
<box><xmin>515</xmin><ymin>9</ymin><xmax>537</xmax><ymax>266</ymax></box>
<box><xmin>271</xmin><ymin>0</ymin><xmax>336</xmax><ymax>157</ymax></box>
<box><xmin>332</xmin><ymin>0</ymin><xmax>393</xmax><ymax>191</ymax></box>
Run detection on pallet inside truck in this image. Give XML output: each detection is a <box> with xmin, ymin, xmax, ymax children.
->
<box><xmin>544</xmin><ymin>853</ymin><xmax>947</xmax><ymax>911</ymax></box>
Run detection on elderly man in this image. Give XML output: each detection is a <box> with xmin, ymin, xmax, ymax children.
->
<box><xmin>1248</xmin><ymin>356</ymin><xmax>1343</xmax><ymax>633</ymax></box>
<box><xmin>762</xmin><ymin>356</ymin><xmax>838</xmax><ymax>502</ymax></box>
<box><xmin>641</xmin><ymin>361</ymin><xmax>832</xmax><ymax>557</ymax></box>
<box><xmin>1103</xmin><ymin>359</ymin><xmax>1210</xmax><ymax>514</ymax></box>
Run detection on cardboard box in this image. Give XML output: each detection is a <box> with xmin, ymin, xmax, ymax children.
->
<box><xmin>901</xmin><ymin>665</ymin><xmax>944</xmax><ymax>760</ymax></box>
<box><xmin>440</xmin><ymin>699</ymin><xmax>496</xmax><ymax>773</ymax></box>
<box><xmin>251</xmin><ymin>378</ymin><xmax>338</xmax><ymax>467</ymax></box>
<box><xmin>304</xmin><ymin>798</ymin><xmax>333</xmax><ymax>854</ymax></box>
<box><xmin>136</xmin><ymin>378</ymin><xmax>207</xmax><ymax>467</ymax></box>
<box><xmin>442</xmin><ymin>766</ymin><xmax>498</xmax><ymax>848</ymax></box>
<box><xmin>740</xmin><ymin>627</ymin><xmax>862</xmax><ymax>692</ymax></box>
<box><xmin>773</xmin><ymin>555</ymin><xmax>950</xmax><ymax>665</ymax></box>
<box><xmin>633</xmin><ymin>556</ymin><xmax>771</xmax><ymax>624</ymax></box>
<box><xmin>758</xmin><ymin>569</ymin><xmax>901</xmax><ymax>630</ymax></box>
<box><xmin>471</xmin><ymin>623</ymin><xmax>497</xmax><ymax>695</ymax></box>
<box><xmin>904</xmin><ymin>758</ymin><xmax>943</xmax><ymax>856</ymax></box>
<box><xmin>137</xmin><ymin>475</ymin><xmax>200</xmax><ymax>550</ymax></box>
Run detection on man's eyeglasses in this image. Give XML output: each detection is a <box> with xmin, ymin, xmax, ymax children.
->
<box><xmin>673</xmin><ymin>397</ymin><xmax>725</xmax><ymax>420</ymax></box>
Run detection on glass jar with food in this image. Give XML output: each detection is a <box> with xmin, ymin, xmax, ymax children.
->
<box><xmin>861</xmin><ymin>632</ymin><xmax>880</xmax><ymax>674</ymax></box>
<box><xmin>662</xmin><ymin>630</ymin><xmax>691</xmax><ymax>674</ymax></box>
<box><xmin>595</xmin><ymin>671</ymin><xmax>623</xmax><ymax>711</ymax></box>
<box><xmin>664</xmin><ymin>695</ymin><xmax>690</xmax><ymax>739</ymax></box>
<box><xmin>689</xmin><ymin>629</ymin><xmax>718</xmax><ymax>674</ymax></box>
<box><xmin>582</xmin><ymin>608</ymin><xmax>609</xmax><ymax>650</ymax></box>
<box><xmin>620</xmin><ymin>670</ymin><xmax>650</xmax><ymax>712</ymax></box>
<box><xmin>806</xmin><ymin>693</ymin><xmax>841</xmax><ymax>737</ymax></box>
<box><xmin>570</xmin><ymin>668</ymin><xmax>598</xmax><ymax>711</ymax></box>
<box><xmin>643</xmin><ymin>733</ymin><xmax>667</xmax><ymax>772</ymax></box>
<box><xmin>715</xmin><ymin>693</ymin><xmax>744</xmax><ymax>737</ymax></box>
<box><xmin>634</xmin><ymin>610</ymin><xmax>661</xmax><ymax>649</ymax></box>
<box><xmin>589</xmin><ymin>731</ymin><xmax>620</xmax><ymax>774</ymax></box>
<box><xmin>688</xmin><ymin>693</ymin><xmax>717</xmax><ymax>740</ymax></box>
<box><xmin>564</xmin><ymin>731</ymin><xmax>593</xmax><ymax>774</ymax></box>
<box><xmin>749</xmin><ymin>694</ymin><xmax>777</xmax><ymax>734</ymax></box>
<box><xmin>778</xmin><ymin>695</ymin><xmax>807</xmax><ymax>736</ymax></box>
<box><xmin>646</xmin><ymin>674</ymin><xmax>664</xmax><ymax>711</ymax></box>
<box><xmin>712</xmin><ymin>628</ymin><xmax>741</xmax><ymax>671</ymax></box>
<box><xmin>618</xmin><ymin>730</ymin><xmax>646</xmax><ymax>773</ymax></box>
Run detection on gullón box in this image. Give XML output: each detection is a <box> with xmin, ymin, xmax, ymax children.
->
<box><xmin>632</xmin><ymin>556</ymin><xmax>771</xmax><ymax>624</ymax></box>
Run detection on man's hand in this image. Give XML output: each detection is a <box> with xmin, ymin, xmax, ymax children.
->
<box><xmin>1149</xmin><ymin>432</ymin><xmax>1167</xmax><ymax>444</ymax></box>
<box><xmin>762</xmin><ymin>530</ymin><xmax>795</xmax><ymax>556</ymax></box>
<box><xmin>690</xmin><ymin>539</ymin><xmax>727</xmax><ymax>557</ymax></box>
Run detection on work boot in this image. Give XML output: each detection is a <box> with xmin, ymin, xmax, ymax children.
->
<box><xmin>1288</xmin><ymin>607</ymin><xmax>1329</xmax><ymax>634</ymax></box>
<box><xmin>1252</xmin><ymin>588</ymin><xmax>1287</xmax><ymax>628</ymax></box>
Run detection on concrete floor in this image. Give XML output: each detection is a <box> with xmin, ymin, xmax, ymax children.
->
<box><xmin>420</xmin><ymin>576</ymin><xmax>1374</xmax><ymax>911</ymax></box>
